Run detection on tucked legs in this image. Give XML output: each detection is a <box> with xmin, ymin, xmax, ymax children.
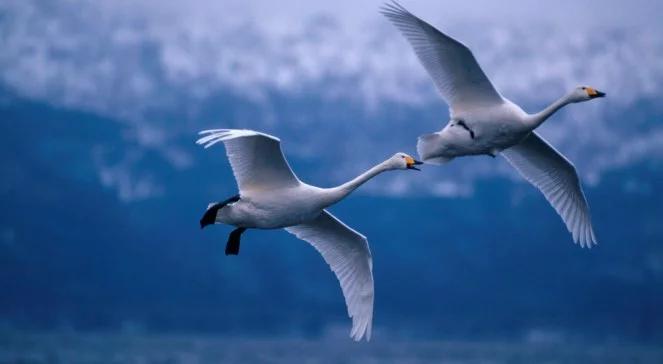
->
<box><xmin>225</xmin><ymin>227</ymin><xmax>247</xmax><ymax>256</ymax></box>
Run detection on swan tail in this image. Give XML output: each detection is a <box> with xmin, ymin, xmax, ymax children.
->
<box><xmin>200</xmin><ymin>194</ymin><xmax>240</xmax><ymax>229</ymax></box>
<box><xmin>200</xmin><ymin>203</ymin><xmax>222</xmax><ymax>228</ymax></box>
<box><xmin>417</xmin><ymin>133</ymin><xmax>453</xmax><ymax>164</ymax></box>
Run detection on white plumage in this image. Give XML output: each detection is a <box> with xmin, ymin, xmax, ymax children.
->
<box><xmin>286</xmin><ymin>211</ymin><xmax>373</xmax><ymax>341</ymax></box>
<box><xmin>381</xmin><ymin>1</ymin><xmax>502</xmax><ymax>112</ymax></box>
<box><xmin>198</xmin><ymin>129</ymin><xmax>300</xmax><ymax>191</ymax></box>
<box><xmin>502</xmin><ymin>133</ymin><xmax>596</xmax><ymax>246</ymax></box>
<box><xmin>382</xmin><ymin>1</ymin><xmax>605</xmax><ymax>247</ymax></box>
<box><xmin>197</xmin><ymin>128</ymin><xmax>422</xmax><ymax>341</ymax></box>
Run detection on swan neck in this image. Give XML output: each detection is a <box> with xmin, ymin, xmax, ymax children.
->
<box><xmin>527</xmin><ymin>93</ymin><xmax>572</xmax><ymax>129</ymax></box>
<box><xmin>325</xmin><ymin>162</ymin><xmax>389</xmax><ymax>205</ymax></box>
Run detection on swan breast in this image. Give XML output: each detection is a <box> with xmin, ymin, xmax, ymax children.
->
<box><xmin>222</xmin><ymin>185</ymin><xmax>326</xmax><ymax>229</ymax></box>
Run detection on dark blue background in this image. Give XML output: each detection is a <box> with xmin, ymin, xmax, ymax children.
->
<box><xmin>2</xmin><ymin>90</ymin><xmax>661</xmax><ymax>343</ymax></box>
<box><xmin>2</xmin><ymin>4</ymin><xmax>663</xmax><ymax>361</ymax></box>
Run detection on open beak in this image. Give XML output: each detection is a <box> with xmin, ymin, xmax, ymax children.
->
<box><xmin>406</xmin><ymin>158</ymin><xmax>424</xmax><ymax>171</ymax></box>
<box><xmin>588</xmin><ymin>88</ymin><xmax>606</xmax><ymax>99</ymax></box>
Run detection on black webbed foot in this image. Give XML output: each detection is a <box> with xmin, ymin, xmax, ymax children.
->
<box><xmin>200</xmin><ymin>194</ymin><xmax>240</xmax><ymax>229</ymax></box>
<box><xmin>456</xmin><ymin>120</ymin><xmax>475</xmax><ymax>139</ymax></box>
<box><xmin>225</xmin><ymin>227</ymin><xmax>246</xmax><ymax>256</ymax></box>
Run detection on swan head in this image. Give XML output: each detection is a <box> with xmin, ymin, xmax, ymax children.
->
<box><xmin>387</xmin><ymin>152</ymin><xmax>423</xmax><ymax>171</ymax></box>
<box><xmin>569</xmin><ymin>86</ymin><xmax>606</xmax><ymax>103</ymax></box>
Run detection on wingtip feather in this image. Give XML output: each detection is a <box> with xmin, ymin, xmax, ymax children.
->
<box><xmin>348</xmin><ymin>310</ymin><xmax>373</xmax><ymax>342</ymax></box>
<box><xmin>196</xmin><ymin>128</ymin><xmax>283</xmax><ymax>152</ymax></box>
<box><xmin>379</xmin><ymin>1</ymin><xmax>409</xmax><ymax>19</ymax></box>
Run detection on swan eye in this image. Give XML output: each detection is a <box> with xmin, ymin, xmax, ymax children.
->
<box><xmin>581</xmin><ymin>87</ymin><xmax>586</xmax><ymax>90</ymax></box>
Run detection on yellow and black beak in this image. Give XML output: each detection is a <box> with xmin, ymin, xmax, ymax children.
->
<box><xmin>586</xmin><ymin>87</ymin><xmax>606</xmax><ymax>99</ymax></box>
<box><xmin>405</xmin><ymin>156</ymin><xmax>424</xmax><ymax>171</ymax></box>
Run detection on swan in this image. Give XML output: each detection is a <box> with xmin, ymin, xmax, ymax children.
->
<box><xmin>196</xmin><ymin>128</ymin><xmax>422</xmax><ymax>341</ymax></box>
<box><xmin>382</xmin><ymin>1</ymin><xmax>605</xmax><ymax>247</ymax></box>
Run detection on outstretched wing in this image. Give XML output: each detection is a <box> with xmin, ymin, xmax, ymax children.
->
<box><xmin>502</xmin><ymin>132</ymin><xmax>597</xmax><ymax>247</ymax></box>
<box><xmin>381</xmin><ymin>1</ymin><xmax>503</xmax><ymax>112</ymax></box>
<box><xmin>197</xmin><ymin>129</ymin><xmax>300</xmax><ymax>192</ymax></box>
<box><xmin>285</xmin><ymin>210</ymin><xmax>374</xmax><ymax>341</ymax></box>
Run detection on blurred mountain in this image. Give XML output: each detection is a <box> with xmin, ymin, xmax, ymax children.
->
<box><xmin>2</xmin><ymin>0</ymin><xmax>663</xmax><ymax>197</ymax></box>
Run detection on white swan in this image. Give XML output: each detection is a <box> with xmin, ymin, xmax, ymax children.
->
<box><xmin>382</xmin><ymin>1</ymin><xmax>605</xmax><ymax>247</ymax></box>
<box><xmin>196</xmin><ymin>128</ymin><xmax>422</xmax><ymax>341</ymax></box>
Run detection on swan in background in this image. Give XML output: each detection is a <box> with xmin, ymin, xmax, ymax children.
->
<box><xmin>196</xmin><ymin>128</ymin><xmax>422</xmax><ymax>341</ymax></box>
<box><xmin>382</xmin><ymin>1</ymin><xmax>605</xmax><ymax>247</ymax></box>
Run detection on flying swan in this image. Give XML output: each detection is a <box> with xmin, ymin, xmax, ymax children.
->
<box><xmin>196</xmin><ymin>128</ymin><xmax>422</xmax><ymax>341</ymax></box>
<box><xmin>382</xmin><ymin>1</ymin><xmax>605</xmax><ymax>247</ymax></box>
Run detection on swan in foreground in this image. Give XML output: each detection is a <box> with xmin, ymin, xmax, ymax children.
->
<box><xmin>196</xmin><ymin>128</ymin><xmax>422</xmax><ymax>341</ymax></box>
<box><xmin>382</xmin><ymin>1</ymin><xmax>605</xmax><ymax>247</ymax></box>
